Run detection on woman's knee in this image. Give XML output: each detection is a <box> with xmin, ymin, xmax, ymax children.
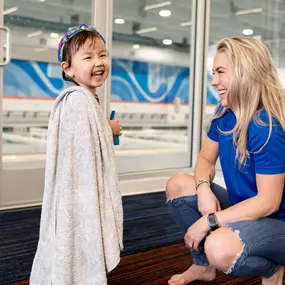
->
<box><xmin>166</xmin><ymin>174</ymin><xmax>196</xmax><ymax>199</ymax></box>
<box><xmin>204</xmin><ymin>227</ymin><xmax>244</xmax><ymax>273</ymax></box>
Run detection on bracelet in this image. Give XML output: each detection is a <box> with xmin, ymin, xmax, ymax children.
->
<box><xmin>196</xmin><ymin>179</ymin><xmax>211</xmax><ymax>190</ymax></box>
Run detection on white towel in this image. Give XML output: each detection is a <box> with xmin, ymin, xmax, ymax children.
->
<box><xmin>30</xmin><ymin>86</ymin><xmax>123</xmax><ymax>285</ymax></box>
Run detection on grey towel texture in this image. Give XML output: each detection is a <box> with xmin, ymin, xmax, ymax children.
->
<box><xmin>30</xmin><ymin>86</ymin><xmax>123</xmax><ymax>285</ymax></box>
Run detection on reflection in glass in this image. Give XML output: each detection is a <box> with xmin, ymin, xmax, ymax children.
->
<box><xmin>110</xmin><ymin>0</ymin><xmax>193</xmax><ymax>172</ymax></box>
<box><xmin>2</xmin><ymin>0</ymin><xmax>92</xmax><ymax>161</ymax></box>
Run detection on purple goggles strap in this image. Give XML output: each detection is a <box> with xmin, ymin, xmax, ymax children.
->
<box><xmin>57</xmin><ymin>24</ymin><xmax>106</xmax><ymax>62</ymax></box>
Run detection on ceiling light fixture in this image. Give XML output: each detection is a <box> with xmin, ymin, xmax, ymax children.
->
<box><xmin>114</xmin><ymin>18</ymin><xmax>125</xmax><ymax>24</ymax></box>
<box><xmin>159</xmin><ymin>10</ymin><xmax>171</xmax><ymax>17</ymax></box>
<box><xmin>236</xmin><ymin>8</ymin><xmax>262</xmax><ymax>16</ymax></box>
<box><xmin>27</xmin><ymin>31</ymin><xmax>43</xmax><ymax>38</ymax></box>
<box><xmin>3</xmin><ymin>7</ymin><xmax>18</xmax><ymax>15</ymax></box>
<box><xmin>243</xmin><ymin>29</ymin><xmax>254</xmax><ymax>36</ymax></box>
<box><xmin>35</xmin><ymin>48</ymin><xmax>49</xmax><ymax>52</ymax></box>
<box><xmin>50</xmin><ymin>33</ymin><xmax>59</xmax><ymax>38</ymax></box>
<box><xmin>144</xmin><ymin>1</ymin><xmax>172</xmax><ymax>11</ymax></box>
<box><xmin>133</xmin><ymin>44</ymin><xmax>140</xmax><ymax>49</ymax></box>
<box><xmin>180</xmin><ymin>21</ymin><xmax>192</xmax><ymax>27</ymax></box>
<box><xmin>163</xmin><ymin>39</ymin><xmax>172</xmax><ymax>45</ymax></box>
<box><xmin>136</xmin><ymin>27</ymin><xmax>158</xmax><ymax>34</ymax></box>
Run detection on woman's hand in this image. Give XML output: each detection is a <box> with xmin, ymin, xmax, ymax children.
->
<box><xmin>108</xmin><ymin>118</ymin><xmax>123</xmax><ymax>136</ymax></box>
<box><xmin>184</xmin><ymin>216</ymin><xmax>210</xmax><ymax>252</ymax></box>
<box><xmin>197</xmin><ymin>183</ymin><xmax>221</xmax><ymax>215</ymax></box>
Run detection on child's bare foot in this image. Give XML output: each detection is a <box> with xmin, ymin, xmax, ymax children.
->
<box><xmin>168</xmin><ymin>264</ymin><xmax>216</xmax><ymax>285</ymax></box>
<box><xmin>262</xmin><ymin>266</ymin><xmax>284</xmax><ymax>285</ymax></box>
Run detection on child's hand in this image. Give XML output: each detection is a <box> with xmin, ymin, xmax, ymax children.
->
<box><xmin>108</xmin><ymin>118</ymin><xmax>123</xmax><ymax>136</ymax></box>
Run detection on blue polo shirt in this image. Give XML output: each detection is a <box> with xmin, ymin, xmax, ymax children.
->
<box><xmin>208</xmin><ymin>108</ymin><xmax>285</xmax><ymax>222</ymax></box>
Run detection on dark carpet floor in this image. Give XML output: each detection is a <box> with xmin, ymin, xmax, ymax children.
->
<box><xmin>0</xmin><ymin>192</ymin><xmax>183</xmax><ymax>284</ymax></box>
<box><xmin>7</xmin><ymin>243</ymin><xmax>285</xmax><ymax>285</ymax></box>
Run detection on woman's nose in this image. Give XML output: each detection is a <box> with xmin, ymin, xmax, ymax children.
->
<box><xmin>211</xmin><ymin>74</ymin><xmax>219</xmax><ymax>86</ymax></box>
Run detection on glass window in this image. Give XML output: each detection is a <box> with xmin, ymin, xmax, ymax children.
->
<box><xmin>111</xmin><ymin>0</ymin><xmax>193</xmax><ymax>173</ymax></box>
<box><xmin>1</xmin><ymin>0</ymin><xmax>92</xmax><ymax>208</ymax></box>
<box><xmin>3</xmin><ymin>0</ymin><xmax>92</xmax><ymax>156</ymax></box>
<box><xmin>206</xmin><ymin>0</ymin><xmax>285</xmax><ymax>170</ymax></box>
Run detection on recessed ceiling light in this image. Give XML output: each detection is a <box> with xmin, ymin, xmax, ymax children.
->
<box><xmin>243</xmin><ymin>29</ymin><xmax>254</xmax><ymax>36</ymax></box>
<box><xmin>50</xmin><ymin>33</ymin><xmax>59</xmax><ymax>38</ymax></box>
<box><xmin>39</xmin><ymin>0</ymin><xmax>47</xmax><ymax>2</ymax></box>
<box><xmin>133</xmin><ymin>44</ymin><xmax>140</xmax><ymax>49</ymax></box>
<box><xmin>159</xmin><ymin>10</ymin><xmax>171</xmax><ymax>17</ymax></box>
<box><xmin>3</xmin><ymin>7</ymin><xmax>18</xmax><ymax>15</ymax></box>
<box><xmin>136</xmin><ymin>27</ymin><xmax>158</xmax><ymax>34</ymax></box>
<box><xmin>163</xmin><ymin>39</ymin><xmax>172</xmax><ymax>45</ymax></box>
<box><xmin>115</xmin><ymin>18</ymin><xmax>125</xmax><ymax>24</ymax></box>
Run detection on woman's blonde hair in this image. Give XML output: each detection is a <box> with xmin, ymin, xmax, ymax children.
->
<box><xmin>213</xmin><ymin>36</ymin><xmax>285</xmax><ymax>169</ymax></box>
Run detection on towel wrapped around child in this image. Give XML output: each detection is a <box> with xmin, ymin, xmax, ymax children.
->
<box><xmin>30</xmin><ymin>86</ymin><xmax>123</xmax><ymax>285</ymax></box>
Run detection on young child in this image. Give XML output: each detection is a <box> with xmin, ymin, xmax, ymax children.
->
<box><xmin>29</xmin><ymin>24</ymin><xmax>123</xmax><ymax>285</ymax></box>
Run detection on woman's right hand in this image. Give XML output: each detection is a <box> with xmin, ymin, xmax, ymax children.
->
<box><xmin>197</xmin><ymin>183</ymin><xmax>221</xmax><ymax>215</ymax></box>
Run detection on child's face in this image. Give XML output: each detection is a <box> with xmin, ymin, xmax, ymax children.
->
<box><xmin>69</xmin><ymin>36</ymin><xmax>109</xmax><ymax>94</ymax></box>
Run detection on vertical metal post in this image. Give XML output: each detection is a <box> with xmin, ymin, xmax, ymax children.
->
<box><xmin>92</xmin><ymin>0</ymin><xmax>113</xmax><ymax>116</ymax></box>
<box><xmin>189</xmin><ymin>0</ymin><xmax>211</xmax><ymax>167</ymax></box>
<box><xmin>0</xmin><ymin>0</ymin><xmax>3</xmax><ymax>193</ymax></box>
<box><xmin>188</xmin><ymin>0</ymin><xmax>197</xmax><ymax>168</ymax></box>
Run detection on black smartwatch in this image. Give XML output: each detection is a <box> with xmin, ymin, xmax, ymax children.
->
<box><xmin>207</xmin><ymin>213</ymin><xmax>219</xmax><ymax>231</ymax></box>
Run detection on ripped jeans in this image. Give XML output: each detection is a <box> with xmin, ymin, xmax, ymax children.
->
<box><xmin>167</xmin><ymin>183</ymin><xmax>285</xmax><ymax>278</ymax></box>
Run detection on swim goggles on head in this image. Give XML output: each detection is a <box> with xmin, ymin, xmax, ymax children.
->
<box><xmin>57</xmin><ymin>24</ymin><xmax>106</xmax><ymax>62</ymax></box>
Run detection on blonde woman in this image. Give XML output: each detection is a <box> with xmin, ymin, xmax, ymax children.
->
<box><xmin>166</xmin><ymin>37</ymin><xmax>285</xmax><ymax>285</ymax></box>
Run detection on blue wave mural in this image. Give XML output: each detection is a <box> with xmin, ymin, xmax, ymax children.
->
<box><xmin>3</xmin><ymin>58</ymin><xmax>219</xmax><ymax>104</ymax></box>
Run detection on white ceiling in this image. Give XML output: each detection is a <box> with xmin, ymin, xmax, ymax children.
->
<box><xmin>3</xmin><ymin>0</ymin><xmax>285</xmax><ymax>66</ymax></box>
<box><xmin>112</xmin><ymin>0</ymin><xmax>192</xmax><ymax>44</ymax></box>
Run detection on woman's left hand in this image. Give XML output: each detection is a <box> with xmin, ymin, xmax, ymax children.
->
<box><xmin>184</xmin><ymin>216</ymin><xmax>210</xmax><ymax>252</ymax></box>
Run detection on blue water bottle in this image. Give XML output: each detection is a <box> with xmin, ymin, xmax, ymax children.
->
<box><xmin>110</xmin><ymin>110</ymin><xmax>120</xmax><ymax>145</ymax></box>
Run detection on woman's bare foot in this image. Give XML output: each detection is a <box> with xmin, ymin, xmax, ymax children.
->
<box><xmin>262</xmin><ymin>266</ymin><xmax>284</xmax><ymax>285</ymax></box>
<box><xmin>168</xmin><ymin>264</ymin><xmax>216</xmax><ymax>285</ymax></box>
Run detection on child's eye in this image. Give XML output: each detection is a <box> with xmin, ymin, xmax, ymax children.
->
<box><xmin>84</xmin><ymin>56</ymin><xmax>91</xmax><ymax>60</ymax></box>
<box><xmin>100</xmin><ymin>54</ymin><xmax>107</xmax><ymax>58</ymax></box>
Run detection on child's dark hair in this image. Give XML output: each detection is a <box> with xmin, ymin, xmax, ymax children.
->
<box><xmin>61</xmin><ymin>31</ymin><xmax>104</xmax><ymax>85</ymax></box>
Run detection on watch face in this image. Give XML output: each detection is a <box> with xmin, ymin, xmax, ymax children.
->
<box><xmin>208</xmin><ymin>214</ymin><xmax>218</xmax><ymax>230</ymax></box>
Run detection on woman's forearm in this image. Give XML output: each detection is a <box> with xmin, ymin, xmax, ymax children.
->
<box><xmin>215</xmin><ymin>195</ymin><xmax>279</xmax><ymax>226</ymax></box>
<box><xmin>194</xmin><ymin>155</ymin><xmax>216</xmax><ymax>183</ymax></box>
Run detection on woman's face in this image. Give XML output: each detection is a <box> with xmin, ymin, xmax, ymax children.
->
<box><xmin>211</xmin><ymin>51</ymin><xmax>230</xmax><ymax>107</ymax></box>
